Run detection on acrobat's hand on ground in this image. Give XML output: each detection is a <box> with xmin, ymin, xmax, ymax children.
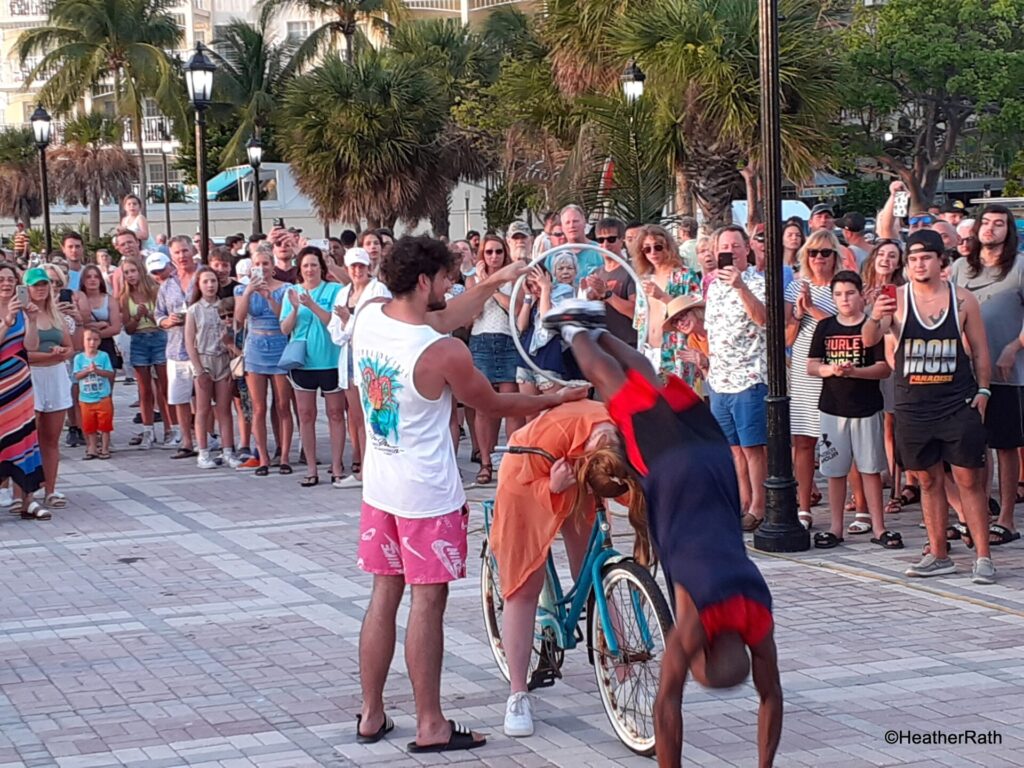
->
<box><xmin>541</xmin><ymin>299</ymin><xmax>607</xmax><ymax>336</ymax></box>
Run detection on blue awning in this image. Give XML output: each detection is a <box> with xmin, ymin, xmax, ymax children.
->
<box><xmin>206</xmin><ymin>167</ymin><xmax>251</xmax><ymax>200</ymax></box>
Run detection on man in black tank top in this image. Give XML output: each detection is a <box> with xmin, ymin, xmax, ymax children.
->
<box><xmin>863</xmin><ymin>230</ymin><xmax>996</xmax><ymax>584</ymax></box>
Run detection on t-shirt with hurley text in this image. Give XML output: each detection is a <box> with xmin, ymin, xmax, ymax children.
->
<box><xmin>808</xmin><ymin>315</ymin><xmax>884</xmax><ymax>418</ymax></box>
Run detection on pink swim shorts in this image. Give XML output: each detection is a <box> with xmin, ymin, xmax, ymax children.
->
<box><xmin>357</xmin><ymin>502</ymin><xmax>469</xmax><ymax>585</ymax></box>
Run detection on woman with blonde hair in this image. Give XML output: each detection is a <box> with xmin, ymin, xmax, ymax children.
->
<box><xmin>784</xmin><ymin>229</ymin><xmax>841</xmax><ymax>528</ymax></box>
<box><xmin>632</xmin><ymin>224</ymin><xmax>701</xmax><ymax>383</ymax></box>
<box><xmin>490</xmin><ymin>401</ymin><xmax>647</xmax><ymax>738</ymax></box>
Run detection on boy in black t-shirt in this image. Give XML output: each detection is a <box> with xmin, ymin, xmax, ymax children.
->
<box><xmin>807</xmin><ymin>271</ymin><xmax>903</xmax><ymax>550</ymax></box>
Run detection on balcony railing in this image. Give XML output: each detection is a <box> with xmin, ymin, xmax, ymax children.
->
<box><xmin>403</xmin><ymin>0</ymin><xmax>527</xmax><ymax>11</ymax></box>
<box><xmin>123</xmin><ymin>115</ymin><xmax>177</xmax><ymax>146</ymax></box>
<box><xmin>0</xmin><ymin>116</ymin><xmax>179</xmax><ymax>152</ymax></box>
<box><xmin>8</xmin><ymin>0</ymin><xmax>52</xmax><ymax>16</ymax></box>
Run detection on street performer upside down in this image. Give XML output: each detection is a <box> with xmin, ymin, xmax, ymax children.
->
<box><xmin>541</xmin><ymin>300</ymin><xmax>783</xmax><ymax>768</ymax></box>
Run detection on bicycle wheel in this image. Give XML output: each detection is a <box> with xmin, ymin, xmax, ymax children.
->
<box><xmin>480</xmin><ymin>541</ymin><xmax>542</xmax><ymax>683</ymax></box>
<box><xmin>589</xmin><ymin>560</ymin><xmax>673</xmax><ymax>756</ymax></box>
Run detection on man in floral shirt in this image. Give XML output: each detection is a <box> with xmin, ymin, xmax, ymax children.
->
<box><xmin>705</xmin><ymin>225</ymin><xmax>768</xmax><ymax>531</ymax></box>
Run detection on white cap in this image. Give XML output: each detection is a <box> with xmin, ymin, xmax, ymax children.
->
<box><xmin>144</xmin><ymin>251</ymin><xmax>170</xmax><ymax>273</ymax></box>
<box><xmin>344</xmin><ymin>247</ymin><xmax>371</xmax><ymax>268</ymax></box>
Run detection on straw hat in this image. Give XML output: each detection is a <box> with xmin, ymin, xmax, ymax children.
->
<box><xmin>665</xmin><ymin>293</ymin><xmax>705</xmax><ymax>323</ymax></box>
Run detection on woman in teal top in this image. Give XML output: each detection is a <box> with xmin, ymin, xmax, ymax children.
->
<box><xmin>280</xmin><ymin>247</ymin><xmax>344</xmax><ymax>487</ymax></box>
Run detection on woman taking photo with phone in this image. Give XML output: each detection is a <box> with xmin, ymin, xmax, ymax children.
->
<box><xmin>280</xmin><ymin>247</ymin><xmax>344</xmax><ymax>487</ymax></box>
<box><xmin>0</xmin><ymin>263</ymin><xmax>46</xmax><ymax>518</ymax></box>
<box><xmin>785</xmin><ymin>230</ymin><xmax>841</xmax><ymax>528</ymax></box>
<box><xmin>24</xmin><ymin>267</ymin><xmax>73</xmax><ymax>510</ymax></box>
<box><xmin>234</xmin><ymin>248</ymin><xmax>293</xmax><ymax>476</ymax></box>
<box><xmin>120</xmin><ymin>257</ymin><xmax>169</xmax><ymax>448</ymax></box>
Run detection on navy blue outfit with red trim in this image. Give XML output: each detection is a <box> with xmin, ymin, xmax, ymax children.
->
<box><xmin>607</xmin><ymin>371</ymin><xmax>774</xmax><ymax>646</ymax></box>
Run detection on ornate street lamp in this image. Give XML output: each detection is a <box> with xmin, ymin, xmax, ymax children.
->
<box><xmin>186</xmin><ymin>42</ymin><xmax>215</xmax><ymax>261</ymax></box>
<box><xmin>159</xmin><ymin>121</ymin><xmax>173</xmax><ymax>239</ymax></box>
<box><xmin>246</xmin><ymin>134</ymin><xmax>263</xmax><ymax>236</ymax></box>
<box><xmin>30</xmin><ymin>105</ymin><xmax>52</xmax><ymax>255</ymax></box>
<box><xmin>620</xmin><ymin>60</ymin><xmax>646</xmax><ymax>103</ymax></box>
<box><xmin>753</xmin><ymin>0</ymin><xmax>808</xmax><ymax>552</ymax></box>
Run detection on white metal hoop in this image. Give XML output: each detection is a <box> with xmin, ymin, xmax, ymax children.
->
<box><xmin>507</xmin><ymin>243</ymin><xmax>648</xmax><ymax>388</ymax></box>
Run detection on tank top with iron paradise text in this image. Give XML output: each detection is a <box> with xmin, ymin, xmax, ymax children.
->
<box><xmin>894</xmin><ymin>282</ymin><xmax>976</xmax><ymax>419</ymax></box>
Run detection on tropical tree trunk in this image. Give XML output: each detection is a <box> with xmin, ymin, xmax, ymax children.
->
<box><xmin>684</xmin><ymin>150</ymin><xmax>743</xmax><ymax>228</ymax></box>
<box><xmin>133</xmin><ymin>111</ymin><xmax>147</xmax><ymax>213</ymax></box>
<box><xmin>344</xmin><ymin>30</ymin><xmax>354</xmax><ymax>66</ymax></box>
<box><xmin>429</xmin><ymin>192</ymin><xmax>451</xmax><ymax>239</ymax></box>
<box><xmin>674</xmin><ymin>166</ymin><xmax>694</xmax><ymax>218</ymax></box>
<box><xmin>89</xmin><ymin>180</ymin><xmax>101</xmax><ymax>243</ymax></box>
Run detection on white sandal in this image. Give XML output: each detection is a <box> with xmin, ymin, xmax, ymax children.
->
<box><xmin>45</xmin><ymin>492</ymin><xmax>67</xmax><ymax>509</ymax></box>
<box><xmin>798</xmin><ymin>510</ymin><xmax>813</xmax><ymax>530</ymax></box>
<box><xmin>847</xmin><ymin>513</ymin><xmax>872</xmax><ymax>535</ymax></box>
<box><xmin>21</xmin><ymin>501</ymin><xmax>51</xmax><ymax>520</ymax></box>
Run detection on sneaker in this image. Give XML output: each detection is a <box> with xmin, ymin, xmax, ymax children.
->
<box><xmin>0</xmin><ymin>487</ymin><xmax>13</xmax><ymax>508</ymax></box>
<box><xmin>208</xmin><ymin>434</ymin><xmax>222</xmax><ymax>451</ymax></box>
<box><xmin>541</xmin><ymin>299</ymin><xmax>606</xmax><ymax>333</ymax></box>
<box><xmin>223</xmin><ymin>450</ymin><xmax>243</xmax><ymax>470</ymax></box>
<box><xmin>140</xmin><ymin>429</ymin><xmax>154</xmax><ymax>451</ymax></box>
<box><xmin>65</xmin><ymin>426</ymin><xmax>83</xmax><ymax>448</ymax></box>
<box><xmin>132</xmin><ymin>412</ymin><xmax>143</xmax><ymax>424</ymax></box>
<box><xmin>334</xmin><ymin>474</ymin><xmax>362</xmax><ymax>489</ymax></box>
<box><xmin>197</xmin><ymin>450</ymin><xmax>219</xmax><ymax>470</ymax></box>
<box><xmin>236</xmin><ymin>447</ymin><xmax>254</xmax><ymax>461</ymax></box>
<box><xmin>972</xmin><ymin>557</ymin><xmax>996</xmax><ymax>585</ymax></box>
<box><xmin>504</xmin><ymin>692</ymin><xmax>534</xmax><ymax>737</ymax></box>
<box><xmin>905</xmin><ymin>554</ymin><xmax>956</xmax><ymax>578</ymax></box>
<box><xmin>237</xmin><ymin>457</ymin><xmax>261</xmax><ymax>471</ymax></box>
<box><xmin>161</xmin><ymin>427</ymin><xmax>183</xmax><ymax>450</ymax></box>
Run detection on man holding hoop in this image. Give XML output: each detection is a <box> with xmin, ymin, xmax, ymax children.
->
<box><xmin>541</xmin><ymin>300</ymin><xmax>782</xmax><ymax>768</ymax></box>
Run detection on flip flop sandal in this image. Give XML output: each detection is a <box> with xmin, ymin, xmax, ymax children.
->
<box><xmin>255</xmin><ymin>466</ymin><xmax>269</xmax><ymax>477</ymax></box>
<box><xmin>989</xmin><ymin>523</ymin><xmax>1021</xmax><ymax>545</ymax></box>
<box><xmin>83</xmin><ymin>453</ymin><xmax>97</xmax><ymax>461</ymax></box>
<box><xmin>279</xmin><ymin>464</ymin><xmax>293</xmax><ymax>475</ymax></box>
<box><xmin>946</xmin><ymin>524</ymin><xmax>962</xmax><ymax>540</ymax></box>
<box><xmin>797</xmin><ymin>511</ymin><xmax>813</xmax><ymax>530</ymax></box>
<box><xmin>741</xmin><ymin>512</ymin><xmax>762</xmax><ymax>532</ymax></box>
<box><xmin>407</xmin><ymin>720</ymin><xmax>486</xmax><ymax>754</ymax></box>
<box><xmin>847</xmin><ymin>513</ymin><xmax>872</xmax><ymax>535</ymax></box>
<box><xmin>870</xmin><ymin>530</ymin><xmax>904</xmax><ymax>549</ymax></box>
<box><xmin>98</xmin><ymin>452</ymin><xmax>111</xmax><ymax>460</ymax></box>
<box><xmin>45</xmin><ymin>492</ymin><xmax>67</xmax><ymax>509</ymax></box>
<box><xmin>954</xmin><ymin>522</ymin><xmax>974</xmax><ymax>550</ymax></box>
<box><xmin>898</xmin><ymin>485</ymin><xmax>921</xmax><ymax>507</ymax></box>
<box><xmin>813</xmin><ymin>531</ymin><xmax>843</xmax><ymax>549</ymax></box>
<box><xmin>356</xmin><ymin>714</ymin><xmax>395</xmax><ymax>744</ymax></box>
<box><xmin>475</xmin><ymin>465</ymin><xmax>493</xmax><ymax>485</ymax></box>
<box><xmin>300</xmin><ymin>475</ymin><xmax>319</xmax><ymax>488</ymax></box>
<box><xmin>171</xmin><ymin>448</ymin><xmax>197</xmax><ymax>459</ymax></box>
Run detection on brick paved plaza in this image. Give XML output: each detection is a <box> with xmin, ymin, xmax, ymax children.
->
<box><xmin>3</xmin><ymin>386</ymin><xmax>1024</xmax><ymax>768</ymax></box>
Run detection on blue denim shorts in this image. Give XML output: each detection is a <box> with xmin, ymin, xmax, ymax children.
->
<box><xmin>709</xmin><ymin>383</ymin><xmax>767</xmax><ymax>447</ymax></box>
<box><xmin>129</xmin><ymin>330</ymin><xmax>167</xmax><ymax>367</ymax></box>
<box><xmin>469</xmin><ymin>332</ymin><xmax>518</xmax><ymax>384</ymax></box>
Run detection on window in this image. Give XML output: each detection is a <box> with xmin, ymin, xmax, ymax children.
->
<box><xmin>172</xmin><ymin>13</ymin><xmax>186</xmax><ymax>28</ymax></box>
<box><xmin>194</xmin><ymin>30</ymin><xmax>207</xmax><ymax>44</ymax></box>
<box><xmin>149</xmin><ymin>163</ymin><xmax>182</xmax><ymax>184</ymax></box>
<box><xmin>286</xmin><ymin>21</ymin><xmax>312</xmax><ymax>43</ymax></box>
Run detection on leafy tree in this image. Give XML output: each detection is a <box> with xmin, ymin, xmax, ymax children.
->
<box><xmin>622</xmin><ymin>0</ymin><xmax>839</xmax><ymax>225</ymax></box>
<box><xmin>48</xmin><ymin>114</ymin><xmax>136</xmax><ymax>241</ymax></box>
<box><xmin>840</xmin><ymin>0</ymin><xmax>1024</xmax><ymax>209</ymax></box>
<box><xmin>0</xmin><ymin>127</ymin><xmax>42</xmax><ymax>226</ymax></box>
<box><xmin>207</xmin><ymin>5</ymin><xmax>298</xmax><ymax>168</ymax></box>
<box><xmin>259</xmin><ymin>0</ymin><xmax>406</xmax><ymax>67</ymax></box>
<box><xmin>17</xmin><ymin>0</ymin><xmax>186</xmax><ymax>213</ymax></box>
<box><xmin>278</xmin><ymin>49</ymin><xmax>447</xmax><ymax>228</ymax></box>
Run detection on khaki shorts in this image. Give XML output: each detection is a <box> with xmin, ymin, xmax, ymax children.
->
<box><xmin>198</xmin><ymin>353</ymin><xmax>231</xmax><ymax>382</ymax></box>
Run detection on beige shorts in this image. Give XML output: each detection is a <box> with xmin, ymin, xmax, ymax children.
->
<box><xmin>198</xmin><ymin>354</ymin><xmax>231</xmax><ymax>383</ymax></box>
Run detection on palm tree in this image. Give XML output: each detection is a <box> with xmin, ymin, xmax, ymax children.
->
<box><xmin>17</xmin><ymin>0</ymin><xmax>185</xmax><ymax>213</ymax></box>
<box><xmin>621</xmin><ymin>0</ymin><xmax>838</xmax><ymax>224</ymax></box>
<box><xmin>279</xmin><ymin>48</ymin><xmax>447</xmax><ymax>227</ymax></box>
<box><xmin>0</xmin><ymin>127</ymin><xmax>41</xmax><ymax>227</ymax></box>
<box><xmin>260</xmin><ymin>0</ymin><xmax>407</xmax><ymax>67</ymax></box>
<box><xmin>208</xmin><ymin>5</ymin><xmax>299</xmax><ymax>168</ymax></box>
<box><xmin>48</xmin><ymin>114</ymin><xmax>136</xmax><ymax>241</ymax></box>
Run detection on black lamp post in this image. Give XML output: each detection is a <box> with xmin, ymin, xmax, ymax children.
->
<box><xmin>30</xmin><ymin>105</ymin><xmax>52</xmax><ymax>256</ymax></box>
<box><xmin>246</xmin><ymin>134</ymin><xmax>263</xmax><ymax>236</ymax></box>
<box><xmin>620</xmin><ymin>60</ymin><xmax>646</xmax><ymax>221</ymax></box>
<box><xmin>186</xmin><ymin>43</ymin><xmax>215</xmax><ymax>262</ymax></box>
<box><xmin>159</xmin><ymin>122</ymin><xmax>173</xmax><ymax>240</ymax></box>
<box><xmin>753</xmin><ymin>0</ymin><xmax>808</xmax><ymax>553</ymax></box>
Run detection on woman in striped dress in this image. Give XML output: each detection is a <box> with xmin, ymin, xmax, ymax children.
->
<box><xmin>0</xmin><ymin>262</ymin><xmax>46</xmax><ymax>519</ymax></box>
<box><xmin>784</xmin><ymin>230</ymin><xmax>840</xmax><ymax>529</ymax></box>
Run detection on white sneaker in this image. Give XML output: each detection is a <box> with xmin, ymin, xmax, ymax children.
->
<box><xmin>0</xmin><ymin>487</ymin><xmax>13</xmax><ymax>508</ymax></box>
<box><xmin>140</xmin><ymin>428</ymin><xmax>154</xmax><ymax>451</ymax></box>
<box><xmin>161</xmin><ymin>427</ymin><xmax>182</xmax><ymax>450</ymax></box>
<box><xmin>197</xmin><ymin>450</ymin><xmax>219</xmax><ymax>470</ymax></box>
<box><xmin>504</xmin><ymin>692</ymin><xmax>534</xmax><ymax>737</ymax></box>
<box><xmin>207</xmin><ymin>434</ymin><xmax>221</xmax><ymax>451</ymax></box>
<box><xmin>334</xmin><ymin>474</ymin><xmax>362</xmax><ymax>489</ymax></box>
<box><xmin>223</xmin><ymin>449</ymin><xmax>243</xmax><ymax>469</ymax></box>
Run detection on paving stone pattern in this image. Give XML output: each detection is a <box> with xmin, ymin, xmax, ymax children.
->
<box><xmin>2</xmin><ymin>385</ymin><xmax>1024</xmax><ymax>767</ymax></box>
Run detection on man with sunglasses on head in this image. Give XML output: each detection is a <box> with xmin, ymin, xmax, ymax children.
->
<box><xmin>950</xmin><ymin>204</ymin><xmax>1024</xmax><ymax>545</ymax></box>
<box><xmin>580</xmin><ymin>217</ymin><xmax>637</xmax><ymax>346</ymax></box>
<box><xmin>864</xmin><ymin>229</ymin><xmax>995</xmax><ymax>583</ymax></box>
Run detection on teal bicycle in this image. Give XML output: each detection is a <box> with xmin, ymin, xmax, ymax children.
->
<box><xmin>479</xmin><ymin>445</ymin><xmax>673</xmax><ymax>755</ymax></box>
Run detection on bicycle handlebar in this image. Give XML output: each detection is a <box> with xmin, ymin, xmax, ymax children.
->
<box><xmin>494</xmin><ymin>445</ymin><xmax>557</xmax><ymax>463</ymax></box>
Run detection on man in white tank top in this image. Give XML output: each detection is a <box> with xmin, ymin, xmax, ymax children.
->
<box><xmin>351</xmin><ymin>236</ymin><xmax>586</xmax><ymax>753</ymax></box>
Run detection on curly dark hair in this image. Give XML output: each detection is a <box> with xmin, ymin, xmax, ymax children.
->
<box><xmin>296</xmin><ymin>246</ymin><xmax>329</xmax><ymax>283</ymax></box>
<box><xmin>379</xmin><ymin>236</ymin><xmax>455</xmax><ymax>297</ymax></box>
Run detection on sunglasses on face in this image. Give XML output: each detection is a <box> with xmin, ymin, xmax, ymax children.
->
<box><xmin>753</xmin><ymin>234</ymin><xmax>765</xmax><ymax>243</ymax></box>
<box><xmin>219</xmin><ymin>313</ymin><xmax>232</xmax><ymax>319</ymax></box>
<box><xmin>484</xmin><ymin>248</ymin><xmax>504</xmax><ymax>255</ymax></box>
<box><xmin>959</xmin><ymin>236</ymin><xmax>976</xmax><ymax>245</ymax></box>
<box><xmin>807</xmin><ymin>249</ymin><xmax>836</xmax><ymax>259</ymax></box>
<box><xmin>643</xmin><ymin>244</ymin><xmax>666</xmax><ymax>254</ymax></box>
<box><xmin>551</xmin><ymin>231</ymin><xmax>566</xmax><ymax>238</ymax></box>
<box><xmin>909</xmin><ymin>216</ymin><xmax>935</xmax><ymax>227</ymax></box>
<box><xmin>596</xmin><ymin>235</ymin><xmax>620</xmax><ymax>244</ymax></box>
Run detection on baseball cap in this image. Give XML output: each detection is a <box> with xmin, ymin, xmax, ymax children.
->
<box><xmin>344</xmin><ymin>247</ymin><xmax>371</xmax><ymax>268</ymax></box>
<box><xmin>145</xmin><ymin>251</ymin><xmax>171</xmax><ymax>273</ymax></box>
<box><xmin>507</xmin><ymin>221</ymin><xmax>531</xmax><ymax>239</ymax></box>
<box><xmin>942</xmin><ymin>200</ymin><xmax>966</xmax><ymax>214</ymax></box>
<box><xmin>838</xmin><ymin>212</ymin><xmax>865</xmax><ymax>232</ymax></box>
<box><xmin>22</xmin><ymin>267</ymin><xmax>49</xmax><ymax>285</ymax></box>
<box><xmin>906</xmin><ymin>229</ymin><xmax>945</xmax><ymax>255</ymax></box>
<box><xmin>810</xmin><ymin>203</ymin><xmax>834</xmax><ymax>218</ymax></box>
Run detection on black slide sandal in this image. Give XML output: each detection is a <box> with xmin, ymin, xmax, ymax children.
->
<box><xmin>407</xmin><ymin>720</ymin><xmax>485</xmax><ymax>753</ymax></box>
<box><xmin>356</xmin><ymin>714</ymin><xmax>394</xmax><ymax>744</ymax></box>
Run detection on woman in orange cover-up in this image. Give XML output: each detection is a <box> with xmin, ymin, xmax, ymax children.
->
<box><xmin>489</xmin><ymin>400</ymin><xmax>648</xmax><ymax>714</ymax></box>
